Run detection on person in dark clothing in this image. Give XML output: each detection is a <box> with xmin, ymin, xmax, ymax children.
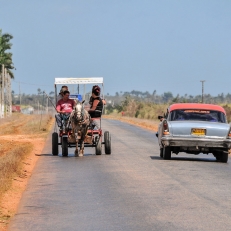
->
<box><xmin>88</xmin><ymin>85</ymin><xmax>104</xmax><ymax>129</ymax></box>
<box><xmin>89</xmin><ymin>85</ymin><xmax>106</xmax><ymax>107</ymax></box>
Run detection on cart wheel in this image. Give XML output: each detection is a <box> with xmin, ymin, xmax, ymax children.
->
<box><xmin>62</xmin><ymin>137</ymin><xmax>68</xmax><ymax>157</ymax></box>
<box><xmin>104</xmin><ymin>131</ymin><xmax>111</xmax><ymax>155</ymax></box>
<box><xmin>52</xmin><ymin>132</ymin><xmax>59</xmax><ymax>155</ymax></box>
<box><xmin>95</xmin><ymin>136</ymin><xmax>102</xmax><ymax>155</ymax></box>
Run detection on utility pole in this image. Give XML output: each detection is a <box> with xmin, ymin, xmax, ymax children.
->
<box><xmin>6</xmin><ymin>71</ymin><xmax>12</xmax><ymax>116</ymax></box>
<box><xmin>9</xmin><ymin>72</ymin><xmax>12</xmax><ymax>116</ymax></box>
<box><xmin>0</xmin><ymin>65</ymin><xmax>2</xmax><ymax>118</ymax></box>
<box><xmin>5</xmin><ymin>69</ymin><xmax>10</xmax><ymax>117</ymax></box>
<box><xmin>19</xmin><ymin>81</ymin><xmax>21</xmax><ymax>106</ymax></box>
<box><xmin>0</xmin><ymin>65</ymin><xmax>5</xmax><ymax>118</ymax></box>
<box><xmin>200</xmin><ymin>80</ymin><xmax>205</xmax><ymax>103</ymax></box>
<box><xmin>46</xmin><ymin>97</ymin><xmax>48</xmax><ymax>114</ymax></box>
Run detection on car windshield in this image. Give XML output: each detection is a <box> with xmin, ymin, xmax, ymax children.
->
<box><xmin>170</xmin><ymin>109</ymin><xmax>226</xmax><ymax>123</ymax></box>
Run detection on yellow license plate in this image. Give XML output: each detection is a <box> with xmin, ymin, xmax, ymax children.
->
<box><xmin>191</xmin><ymin>128</ymin><xmax>206</xmax><ymax>136</ymax></box>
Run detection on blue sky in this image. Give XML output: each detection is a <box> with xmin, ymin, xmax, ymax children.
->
<box><xmin>1</xmin><ymin>0</ymin><xmax>231</xmax><ymax>97</ymax></box>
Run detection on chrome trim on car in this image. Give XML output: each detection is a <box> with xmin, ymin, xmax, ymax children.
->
<box><xmin>161</xmin><ymin>136</ymin><xmax>231</xmax><ymax>148</ymax></box>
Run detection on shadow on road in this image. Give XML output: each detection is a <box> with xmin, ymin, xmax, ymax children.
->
<box><xmin>35</xmin><ymin>153</ymin><xmax>53</xmax><ymax>156</ymax></box>
<box><xmin>36</xmin><ymin>153</ymin><xmax>102</xmax><ymax>158</ymax></box>
<box><xmin>57</xmin><ymin>153</ymin><xmax>97</xmax><ymax>158</ymax></box>
<box><xmin>150</xmin><ymin>155</ymin><xmax>217</xmax><ymax>162</ymax></box>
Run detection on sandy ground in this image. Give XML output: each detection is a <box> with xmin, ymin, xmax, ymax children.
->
<box><xmin>0</xmin><ymin>114</ymin><xmax>54</xmax><ymax>231</ymax></box>
<box><xmin>0</xmin><ymin>136</ymin><xmax>48</xmax><ymax>231</ymax></box>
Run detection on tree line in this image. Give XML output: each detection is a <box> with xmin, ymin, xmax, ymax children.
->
<box><xmin>105</xmin><ymin>90</ymin><xmax>231</xmax><ymax>118</ymax></box>
<box><xmin>108</xmin><ymin>90</ymin><xmax>231</xmax><ymax>105</ymax></box>
<box><xmin>13</xmin><ymin>88</ymin><xmax>231</xmax><ymax>110</ymax></box>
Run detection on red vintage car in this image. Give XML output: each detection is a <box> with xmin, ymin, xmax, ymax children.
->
<box><xmin>157</xmin><ymin>103</ymin><xmax>231</xmax><ymax>162</ymax></box>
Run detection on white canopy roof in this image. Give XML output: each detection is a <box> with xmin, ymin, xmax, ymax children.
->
<box><xmin>54</xmin><ymin>77</ymin><xmax>103</xmax><ymax>85</ymax></box>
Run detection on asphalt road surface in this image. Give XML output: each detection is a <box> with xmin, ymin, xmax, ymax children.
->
<box><xmin>9</xmin><ymin>119</ymin><xmax>231</xmax><ymax>231</ymax></box>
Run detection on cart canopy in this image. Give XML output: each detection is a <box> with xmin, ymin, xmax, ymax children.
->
<box><xmin>55</xmin><ymin>77</ymin><xmax>103</xmax><ymax>85</ymax></box>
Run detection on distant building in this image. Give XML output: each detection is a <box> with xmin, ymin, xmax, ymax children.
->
<box><xmin>21</xmin><ymin>106</ymin><xmax>34</xmax><ymax>114</ymax></box>
<box><xmin>12</xmin><ymin>105</ymin><xmax>21</xmax><ymax>112</ymax></box>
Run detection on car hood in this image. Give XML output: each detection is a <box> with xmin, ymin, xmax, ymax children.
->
<box><xmin>168</xmin><ymin>121</ymin><xmax>230</xmax><ymax>138</ymax></box>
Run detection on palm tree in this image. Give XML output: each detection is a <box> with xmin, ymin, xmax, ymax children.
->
<box><xmin>0</xmin><ymin>29</ymin><xmax>15</xmax><ymax>78</ymax></box>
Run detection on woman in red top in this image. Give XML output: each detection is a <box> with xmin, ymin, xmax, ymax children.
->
<box><xmin>55</xmin><ymin>91</ymin><xmax>75</xmax><ymax>131</ymax></box>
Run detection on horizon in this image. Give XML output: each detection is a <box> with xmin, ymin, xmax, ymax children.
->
<box><xmin>12</xmin><ymin>87</ymin><xmax>231</xmax><ymax>98</ymax></box>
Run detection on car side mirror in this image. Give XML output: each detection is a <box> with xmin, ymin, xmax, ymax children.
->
<box><xmin>158</xmin><ymin>116</ymin><xmax>163</xmax><ymax>120</ymax></box>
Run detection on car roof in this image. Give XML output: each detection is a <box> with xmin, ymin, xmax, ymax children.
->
<box><xmin>168</xmin><ymin>103</ymin><xmax>226</xmax><ymax>114</ymax></box>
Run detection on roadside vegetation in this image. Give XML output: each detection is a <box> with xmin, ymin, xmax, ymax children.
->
<box><xmin>0</xmin><ymin>144</ymin><xmax>32</xmax><ymax>195</ymax></box>
<box><xmin>105</xmin><ymin>96</ymin><xmax>231</xmax><ymax>123</ymax></box>
<box><xmin>0</xmin><ymin>113</ymin><xmax>54</xmax><ymax>225</ymax></box>
<box><xmin>222</xmin><ymin>105</ymin><xmax>231</xmax><ymax>123</ymax></box>
<box><xmin>106</xmin><ymin>90</ymin><xmax>231</xmax><ymax>105</ymax></box>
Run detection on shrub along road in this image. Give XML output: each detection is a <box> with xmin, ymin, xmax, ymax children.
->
<box><xmin>0</xmin><ymin>114</ymin><xmax>53</xmax><ymax>231</ymax></box>
<box><xmin>8</xmin><ymin>118</ymin><xmax>231</xmax><ymax>231</ymax></box>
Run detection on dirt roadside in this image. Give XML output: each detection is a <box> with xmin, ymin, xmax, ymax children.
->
<box><xmin>0</xmin><ymin>114</ymin><xmax>54</xmax><ymax>231</ymax></box>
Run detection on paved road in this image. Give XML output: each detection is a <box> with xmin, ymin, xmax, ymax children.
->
<box><xmin>9</xmin><ymin>119</ymin><xmax>231</xmax><ymax>231</ymax></box>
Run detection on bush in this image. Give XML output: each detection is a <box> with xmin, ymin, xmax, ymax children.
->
<box><xmin>108</xmin><ymin>100</ymin><xmax>231</xmax><ymax>123</ymax></box>
<box><xmin>223</xmin><ymin>105</ymin><xmax>231</xmax><ymax>123</ymax></box>
<box><xmin>119</xmin><ymin>99</ymin><xmax>168</xmax><ymax>120</ymax></box>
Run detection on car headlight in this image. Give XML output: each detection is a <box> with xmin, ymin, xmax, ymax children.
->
<box><xmin>228</xmin><ymin>128</ymin><xmax>231</xmax><ymax>139</ymax></box>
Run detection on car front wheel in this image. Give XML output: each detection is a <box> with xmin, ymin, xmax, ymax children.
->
<box><xmin>160</xmin><ymin>148</ymin><xmax>163</xmax><ymax>158</ymax></box>
<box><xmin>220</xmin><ymin>152</ymin><xmax>228</xmax><ymax>163</ymax></box>
<box><xmin>214</xmin><ymin>151</ymin><xmax>228</xmax><ymax>163</ymax></box>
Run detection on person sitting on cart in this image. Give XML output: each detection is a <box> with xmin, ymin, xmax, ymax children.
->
<box><xmin>55</xmin><ymin>90</ymin><xmax>75</xmax><ymax>132</ymax></box>
<box><xmin>89</xmin><ymin>85</ymin><xmax>106</xmax><ymax>107</ymax></box>
<box><xmin>57</xmin><ymin>85</ymin><xmax>68</xmax><ymax>101</ymax></box>
<box><xmin>88</xmin><ymin>85</ymin><xmax>104</xmax><ymax>129</ymax></box>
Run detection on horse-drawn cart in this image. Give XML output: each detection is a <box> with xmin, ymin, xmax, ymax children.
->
<box><xmin>52</xmin><ymin>77</ymin><xmax>111</xmax><ymax>157</ymax></box>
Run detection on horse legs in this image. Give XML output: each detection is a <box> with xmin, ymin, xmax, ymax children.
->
<box><xmin>75</xmin><ymin>139</ymin><xmax>84</xmax><ymax>157</ymax></box>
<box><xmin>74</xmin><ymin>127</ymin><xmax>87</xmax><ymax>157</ymax></box>
<box><xmin>74</xmin><ymin>128</ymin><xmax>79</xmax><ymax>157</ymax></box>
<box><xmin>74</xmin><ymin>140</ymin><xmax>79</xmax><ymax>157</ymax></box>
<box><xmin>80</xmin><ymin>127</ymin><xmax>88</xmax><ymax>156</ymax></box>
<box><xmin>79</xmin><ymin>139</ymin><xmax>84</xmax><ymax>157</ymax></box>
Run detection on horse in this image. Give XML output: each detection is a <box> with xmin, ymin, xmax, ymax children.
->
<box><xmin>68</xmin><ymin>101</ymin><xmax>90</xmax><ymax>157</ymax></box>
